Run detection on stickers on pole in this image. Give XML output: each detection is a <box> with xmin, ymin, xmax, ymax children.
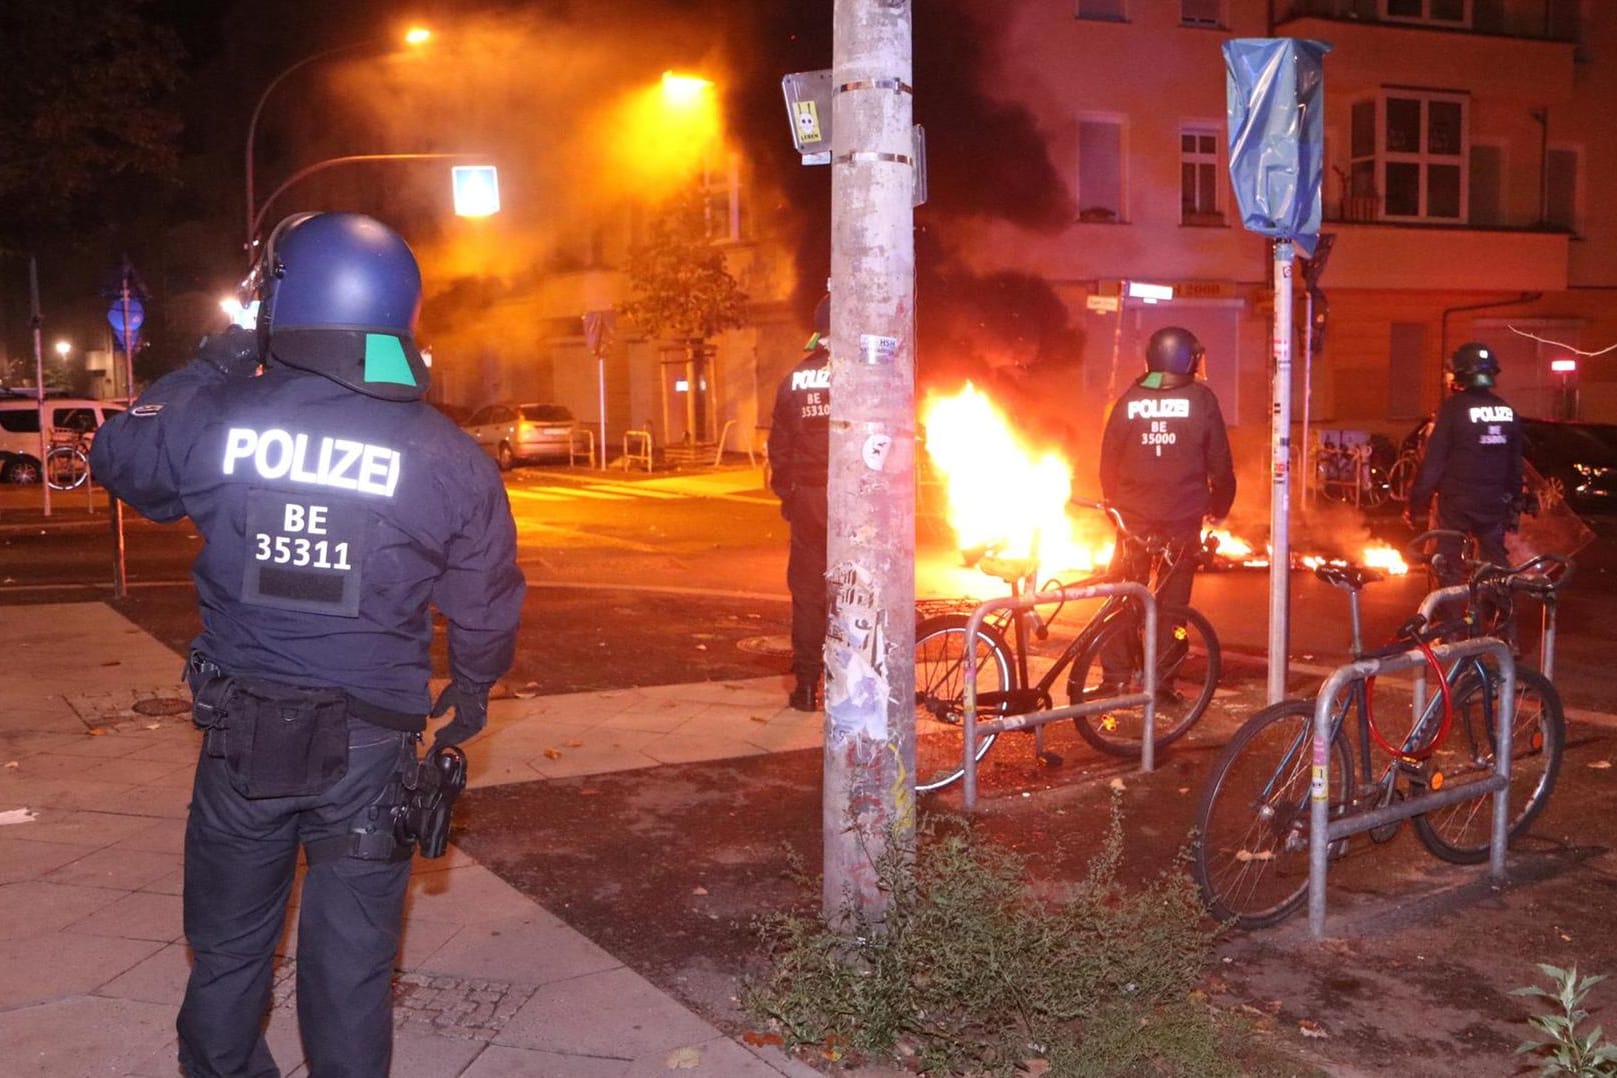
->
<box><xmin>824</xmin><ymin>561</ymin><xmax>888</xmax><ymax>742</ymax></box>
<box><xmin>859</xmin><ymin>334</ymin><xmax>899</xmax><ymax>366</ymax></box>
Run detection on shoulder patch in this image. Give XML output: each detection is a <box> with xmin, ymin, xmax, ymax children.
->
<box><xmin>131</xmin><ymin>403</ymin><xmax>165</xmax><ymax>417</ymax></box>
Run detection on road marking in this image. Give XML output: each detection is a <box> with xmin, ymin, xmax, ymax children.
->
<box><xmin>508</xmin><ymin>487</ymin><xmax>631</xmax><ymax>503</ymax></box>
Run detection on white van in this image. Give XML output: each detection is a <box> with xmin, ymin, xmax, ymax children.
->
<box><xmin>0</xmin><ymin>397</ymin><xmax>127</xmax><ymax>483</ymax></box>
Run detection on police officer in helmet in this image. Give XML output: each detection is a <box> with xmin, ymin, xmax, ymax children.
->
<box><xmin>91</xmin><ymin>212</ymin><xmax>525</xmax><ymax>1076</ymax></box>
<box><xmin>1406</xmin><ymin>341</ymin><xmax>1524</xmax><ymax>584</ymax></box>
<box><xmin>1092</xmin><ymin>326</ymin><xmax>1235</xmax><ymax>696</ymax></box>
<box><xmin>767</xmin><ymin>295</ymin><xmax>831</xmax><ymax>711</ymax></box>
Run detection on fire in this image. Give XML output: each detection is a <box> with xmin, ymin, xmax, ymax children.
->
<box><xmin>1362</xmin><ymin>541</ymin><xmax>1410</xmax><ymax>575</ymax></box>
<box><xmin>920</xmin><ymin>383</ymin><xmax>1111</xmax><ymax>575</ymax></box>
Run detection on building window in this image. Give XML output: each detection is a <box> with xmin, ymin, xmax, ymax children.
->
<box><xmin>1546</xmin><ymin>147</ymin><xmax>1579</xmax><ymax>234</ymax></box>
<box><xmin>1077</xmin><ymin>0</ymin><xmax>1126</xmax><ymax>21</ymax></box>
<box><xmin>701</xmin><ymin>153</ymin><xmax>746</xmax><ymax>243</ymax></box>
<box><xmin>1078</xmin><ymin>118</ymin><xmax>1124</xmax><ymax>222</ymax></box>
<box><xmin>1349</xmin><ymin>90</ymin><xmax>1468</xmax><ymax>223</ymax></box>
<box><xmin>1180</xmin><ymin>126</ymin><xmax>1222</xmax><ymax>224</ymax></box>
<box><xmin>1181</xmin><ymin>0</ymin><xmax>1223</xmax><ymax>28</ymax></box>
<box><xmin>1381</xmin><ymin>0</ymin><xmax>1471</xmax><ymax>27</ymax></box>
<box><xmin>1468</xmin><ymin>143</ymin><xmax>1502</xmax><ymax>228</ymax></box>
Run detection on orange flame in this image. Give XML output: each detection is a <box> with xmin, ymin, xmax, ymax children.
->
<box><xmin>920</xmin><ymin>383</ymin><xmax>1112</xmax><ymax>575</ymax></box>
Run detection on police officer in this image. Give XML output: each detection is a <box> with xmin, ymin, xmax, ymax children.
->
<box><xmin>1406</xmin><ymin>341</ymin><xmax>1524</xmax><ymax>585</ymax></box>
<box><xmin>767</xmin><ymin>295</ymin><xmax>831</xmax><ymax>711</ymax></box>
<box><xmin>1094</xmin><ymin>326</ymin><xmax>1235</xmax><ymax>692</ymax></box>
<box><xmin>91</xmin><ymin>212</ymin><xmax>525</xmax><ymax>1077</ymax></box>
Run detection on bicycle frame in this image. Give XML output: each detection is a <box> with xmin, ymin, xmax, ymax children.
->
<box><xmin>1307</xmin><ymin>637</ymin><xmax>1517</xmax><ymax>938</ymax></box>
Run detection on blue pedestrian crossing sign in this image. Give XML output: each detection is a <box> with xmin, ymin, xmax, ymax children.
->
<box><xmin>108</xmin><ymin>297</ymin><xmax>145</xmax><ymax>351</ymax></box>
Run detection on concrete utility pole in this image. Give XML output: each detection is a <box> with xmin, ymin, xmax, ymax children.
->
<box><xmin>822</xmin><ymin>0</ymin><xmax>916</xmax><ymax>924</ymax></box>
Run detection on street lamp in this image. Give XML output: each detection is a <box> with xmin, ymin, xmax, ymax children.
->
<box><xmin>244</xmin><ymin>27</ymin><xmax>432</xmax><ymax>254</ymax></box>
<box><xmin>53</xmin><ymin>340</ymin><xmax>70</xmax><ymax>358</ymax></box>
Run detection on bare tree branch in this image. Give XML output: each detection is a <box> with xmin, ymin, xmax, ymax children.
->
<box><xmin>1507</xmin><ymin>325</ymin><xmax>1617</xmax><ymax>358</ymax></box>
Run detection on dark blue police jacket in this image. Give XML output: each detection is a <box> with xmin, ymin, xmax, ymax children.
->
<box><xmin>91</xmin><ymin>361</ymin><xmax>525</xmax><ymax>725</ymax></box>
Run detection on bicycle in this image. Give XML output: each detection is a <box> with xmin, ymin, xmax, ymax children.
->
<box><xmin>913</xmin><ymin>502</ymin><xmax>1222</xmax><ymax>792</ymax></box>
<box><xmin>1192</xmin><ymin>538</ymin><xmax>1571</xmax><ymax>928</ymax></box>
<box><xmin>45</xmin><ymin>430</ymin><xmax>92</xmax><ymax>491</ymax></box>
<box><xmin>1312</xmin><ymin>440</ymin><xmax>1389</xmax><ymax>509</ymax></box>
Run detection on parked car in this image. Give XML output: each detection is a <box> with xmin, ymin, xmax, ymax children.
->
<box><xmin>1521</xmin><ymin>417</ymin><xmax>1617</xmax><ymax>514</ymax></box>
<box><xmin>0</xmin><ymin>396</ymin><xmax>126</xmax><ymax>484</ymax></box>
<box><xmin>461</xmin><ymin>402</ymin><xmax>580</xmax><ymax>470</ymax></box>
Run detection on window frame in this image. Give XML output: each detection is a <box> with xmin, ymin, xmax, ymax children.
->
<box><xmin>1179</xmin><ymin>122</ymin><xmax>1224</xmax><ymax>225</ymax></box>
<box><xmin>1379</xmin><ymin>0</ymin><xmax>1472</xmax><ymax>28</ymax></box>
<box><xmin>1180</xmin><ymin>0</ymin><xmax>1225</xmax><ymax>29</ymax></box>
<box><xmin>1350</xmin><ymin>89</ymin><xmax>1470</xmax><ymax>224</ymax></box>
<box><xmin>1076</xmin><ymin>0</ymin><xmax>1127</xmax><ymax>21</ymax></box>
<box><xmin>1075</xmin><ymin>113</ymin><xmax>1128</xmax><ymax>224</ymax></box>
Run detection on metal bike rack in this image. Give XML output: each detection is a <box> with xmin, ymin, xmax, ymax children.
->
<box><xmin>569</xmin><ymin>428</ymin><xmax>596</xmax><ymax>468</ymax></box>
<box><xmin>960</xmin><ymin>581</ymin><xmax>1157</xmax><ymax>811</ymax></box>
<box><xmin>621</xmin><ymin>430</ymin><xmax>653</xmax><ymax>472</ymax></box>
<box><xmin>1410</xmin><ymin>581</ymin><xmax>1562</xmax><ymax>718</ymax></box>
<box><xmin>1308</xmin><ymin>636</ymin><xmax>1516</xmax><ymax>938</ymax></box>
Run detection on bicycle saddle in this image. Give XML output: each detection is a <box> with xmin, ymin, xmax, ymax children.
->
<box><xmin>1314</xmin><ymin>564</ymin><xmax>1385</xmax><ymax>592</ymax></box>
<box><xmin>978</xmin><ymin>553</ymin><xmax>1038</xmax><ymax>584</ymax></box>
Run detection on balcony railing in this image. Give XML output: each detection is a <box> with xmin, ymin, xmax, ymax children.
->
<box><xmin>1275</xmin><ymin>1</ymin><xmax>1579</xmax><ymax>42</ymax></box>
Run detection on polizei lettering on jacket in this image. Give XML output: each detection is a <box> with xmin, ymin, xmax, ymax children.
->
<box><xmin>1469</xmin><ymin>405</ymin><xmax>1514</xmax><ymax>424</ymax></box>
<box><xmin>222</xmin><ymin>427</ymin><xmax>401</xmax><ymax>497</ymax></box>
<box><xmin>1126</xmin><ymin>398</ymin><xmax>1191</xmax><ymax>421</ymax></box>
<box><xmin>791</xmin><ymin>367</ymin><xmax>830</xmax><ymax>391</ymax></box>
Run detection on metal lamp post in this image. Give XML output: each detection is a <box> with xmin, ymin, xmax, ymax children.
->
<box><xmin>244</xmin><ymin>28</ymin><xmax>432</xmax><ymax>256</ymax></box>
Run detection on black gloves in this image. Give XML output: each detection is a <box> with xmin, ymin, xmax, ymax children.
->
<box><xmin>429</xmin><ymin>680</ymin><xmax>491</xmax><ymax>751</ymax></box>
<box><xmin>196</xmin><ymin>326</ymin><xmax>261</xmax><ymax>378</ymax></box>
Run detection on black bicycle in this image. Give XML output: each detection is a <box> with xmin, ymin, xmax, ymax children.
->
<box><xmin>914</xmin><ymin>502</ymin><xmax>1222</xmax><ymax>792</ymax></box>
<box><xmin>1192</xmin><ymin>537</ymin><xmax>1571</xmax><ymax>928</ymax></box>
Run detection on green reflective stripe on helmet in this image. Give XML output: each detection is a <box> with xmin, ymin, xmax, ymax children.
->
<box><xmin>364</xmin><ymin>334</ymin><xmax>416</xmax><ymax>386</ymax></box>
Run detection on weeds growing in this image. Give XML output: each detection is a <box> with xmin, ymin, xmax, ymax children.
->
<box><xmin>742</xmin><ymin>790</ymin><xmax>1234</xmax><ymax>1076</ymax></box>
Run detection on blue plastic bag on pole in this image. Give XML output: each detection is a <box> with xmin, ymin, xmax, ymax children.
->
<box><xmin>1223</xmin><ymin>38</ymin><xmax>1330</xmax><ymax>257</ymax></box>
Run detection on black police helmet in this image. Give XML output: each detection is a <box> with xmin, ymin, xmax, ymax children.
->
<box><xmin>1145</xmin><ymin>327</ymin><xmax>1204</xmax><ymax>376</ymax></box>
<box><xmin>1450</xmin><ymin>341</ymin><xmax>1500</xmax><ymax>388</ymax></box>
<box><xmin>256</xmin><ymin>212</ymin><xmax>428</xmax><ymax>401</ymax></box>
<box><xmin>804</xmin><ymin>293</ymin><xmax>831</xmax><ymax>352</ymax></box>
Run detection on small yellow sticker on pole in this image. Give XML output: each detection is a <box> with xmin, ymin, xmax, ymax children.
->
<box><xmin>1310</xmin><ymin>764</ymin><xmax>1327</xmax><ymax>800</ymax></box>
<box><xmin>794</xmin><ymin>101</ymin><xmax>823</xmax><ymax>144</ymax></box>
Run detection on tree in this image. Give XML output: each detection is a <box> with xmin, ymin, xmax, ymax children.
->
<box><xmin>0</xmin><ymin>0</ymin><xmax>184</xmax><ymax>254</ymax></box>
<box><xmin>618</xmin><ymin>189</ymin><xmax>748</xmax><ymax>442</ymax></box>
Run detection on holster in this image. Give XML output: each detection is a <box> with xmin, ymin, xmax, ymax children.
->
<box><xmin>395</xmin><ymin>745</ymin><xmax>468</xmax><ymax>859</ymax></box>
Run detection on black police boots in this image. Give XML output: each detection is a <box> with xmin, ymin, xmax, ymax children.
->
<box><xmin>788</xmin><ymin>672</ymin><xmax>821</xmax><ymax>712</ymax></box>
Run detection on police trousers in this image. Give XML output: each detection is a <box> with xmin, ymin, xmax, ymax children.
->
<box><xmin>1101</xmin><ymin>531</ymin><xmax>1198</xmax><ymax>684</ymax></box>
<box><xmin>786</xmin><ymin>487</ymin><xmax>829</xmax><ymax>682</ymax></box>
<box><xmin>1434</xmin><ymin>499</ymin><xmax>1510</xmax><ymax>587</ymax></box>
<box><xmin>177</xmin><ymin>719</ymin><xmax>415</xmax><ymax>1078</ymax></box>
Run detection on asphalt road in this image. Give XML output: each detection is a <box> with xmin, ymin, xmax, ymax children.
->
<box><xmin>2</xmin><ymin>466</ymin><xmax>1613</xmax><ymax>709</ymax></box>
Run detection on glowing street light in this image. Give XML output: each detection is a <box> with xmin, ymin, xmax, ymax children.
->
<box><xmin>403</xmin><ymin>26</ymin><xmax>431</xmax><ymax>46</ymax></box>
<box><xmin>53</xmin><ymin>340</ymin><xmax>71</xmax><ymax>358</ymax></box>
<box><xmin>661</xmin><ymin>71</ymin><xmax>713</xmax><ymax>107</ymax></box>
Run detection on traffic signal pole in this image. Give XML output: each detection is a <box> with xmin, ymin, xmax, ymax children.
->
<box><xmin>822</xmin><ymin>0</ymin><xmax>916</xmax><ymax>924</ymax></box>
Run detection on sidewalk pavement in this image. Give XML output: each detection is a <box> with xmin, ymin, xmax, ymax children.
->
<box><xmin>0</xmin><ymin>601</ymin><xmax>828</xmax><ymax>1077</ymax></box>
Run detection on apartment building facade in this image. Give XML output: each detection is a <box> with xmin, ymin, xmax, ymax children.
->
<box><xmin>955</xmin><ymin>0</ymin><xmax>1614</xmax><ymax>454</ymax></box>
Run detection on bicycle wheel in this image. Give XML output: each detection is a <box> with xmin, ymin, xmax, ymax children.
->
<box><xmin>1359</xmin><ymin>463</ymin><xmax>1389</xmax><ymax>509</ymax></box>
<box><xmin>1385</xmin><ymin>455</ymin><xmax>1418</xmax><ymax>503</ymax></box>
<box><xmin>45</xmin><ymin>446</ymin><xmax>88</xmax><ymax>491</ymax></box>
<box><xmin>1412</xmin><ymin>664</ymin><xmax>1564</xmax><ymax>865</ymax></box>
<box><xmin>1193</xmin><ymin>699</ymin><xmax>1355</xmax><ymax>928</ymax></box>
<box><xmin>1065</xmin><ymin>604</ymin><xmax>1220</xmax><ymax>757</ymax></box>
<box><xmin>913</xmin><ymin>615</ymin><xmax>1012</xmax><ymax>793</ymax></box>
